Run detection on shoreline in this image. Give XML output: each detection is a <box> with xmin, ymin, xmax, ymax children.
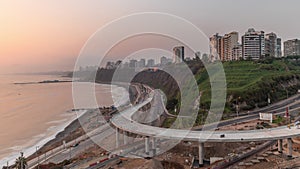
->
<box><xmin>13</xmin><ymin>80</ymin><xmax>72</xmax><ymax>85</ymax></box>
<box><xmin>0</xmin><ymin>82</ymin><xmax>131</xmax><ymax>167</ymax></box>
<box><xmin>0</xmin><ymin>109</ymin><xmax>86</xmax><ymax>167</ymax></box>
<box><xmin>28</xmin><ymin>109</ymin><xmax>87</xmax><ymax>158</ymax></box>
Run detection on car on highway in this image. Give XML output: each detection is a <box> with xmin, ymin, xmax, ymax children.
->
<box><xmin>71</xmin><ymin>143</ymin><xmax>79</xmax><ymax>147</ymax></box>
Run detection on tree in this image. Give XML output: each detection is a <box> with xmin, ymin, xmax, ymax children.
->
<box><xmin>15</xmin><ymin>152</ymin><xmax>27</xmax><ymax>169</ymax></box>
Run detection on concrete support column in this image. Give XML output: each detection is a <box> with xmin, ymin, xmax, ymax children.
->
<box><xmin>128</xmin><ymin>133</ymin><xmax>134</xmax><ymax>144</ymax></box>
<box><xmin>145</xmin><ymin>136</ymin><xmax>150</xmax><ymax>155</ymax></box>
<box><xmin>199</xmin><ymin>142</ymin><xmax>204</xmax><ymax>166</ymax></box>
<box><xmin>287</xmin><ymin>138</ymin><xmax>293</xmax><ymax>157</ymax></box>
<box><xmin>123</xmin><ymin>131</ymin><xmax>129</xmax><ymax>145</ymax></box>
<box><xmin>278</xmin><ymin>139</ymin><xmax>283</xmax><ymax>153</ymax></box>
<box><xmin>116</xmin><ymin>128</ymin><xmax>121</xmax><ymax>148</ymax></box>
<box><xmin>151</xmin><ymin>137</ymin><xmax>157</xmax><ymax>156</ymax></box>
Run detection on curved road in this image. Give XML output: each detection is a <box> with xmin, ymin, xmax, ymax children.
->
<box><xmin>111</xmin><ymin>91</ymin><xmax>300</xmax><ymax>143</ymax></box>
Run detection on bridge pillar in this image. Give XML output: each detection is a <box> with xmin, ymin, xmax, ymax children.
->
<box><xmin>287</xmin><ymin>138</ymin><xmax>293</xmax><ymax>157</ymax></box>
<box><xmin>199</xmin><ymin>142</ymin><xmax>204</xmax><ymax>166</ymax></box>
<box><xmin>151</xmin><ymin>137</ymin><xmax>157</xmax><ymax>156</ymax></box>
<box><xmin>123</xmin><ymin>131</ymin><xmax>129</xmax><ymax>145</ymax></box>
<box><xmin>145</xmin><ymin>136</ymin><xmax>150</xmax><ymax>155</ymax></box>
<box><xmin>116</xmin><ymin>128</ymin><xmax>121</xmax><ymax>148</ymax></box>
<box><xmin>278</xmin><ymin>139</ymin><xmax>283</xmax><ymax>153</ymax></box>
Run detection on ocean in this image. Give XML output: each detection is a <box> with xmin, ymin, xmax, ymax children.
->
<box><xmin>0</xmin><ymin>74</ymin><xmax>128</xmax><ymax>166</ymax></box>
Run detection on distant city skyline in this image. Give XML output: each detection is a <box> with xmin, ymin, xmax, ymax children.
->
<box><xmin>209</xmin><ymin>28</ymin><xmax>300</xmax><ymax>61</ymax></box>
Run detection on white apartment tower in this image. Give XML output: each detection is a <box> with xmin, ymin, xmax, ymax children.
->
<box><xmin>209</xmin><ymin>33</ymin><xmax>222</xmax><ymax>61</ymax></box>
<box><xmin>173</xmin><ymin>46</ymin><xmax>185</xmax><ymax>63</ymax></box>
<box><xmin>242</xmin><ymin>28</ymin><xmax>265</xmax><ymax>60</ymax></box>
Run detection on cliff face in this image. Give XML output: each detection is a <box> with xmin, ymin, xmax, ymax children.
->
<box><xmin>95</xmin><ymin>68</ymin><xmax>115</xmax><ymax>83</ymax></box>
<box><xmin>95</xmin><ymin>68</ymin><xmax>180</xmax><ymax>99</ymax></box>
<box><xmin>131</xmin><ymin>70</ymin><xmax>180</xmax><ymax>99</ymax></box>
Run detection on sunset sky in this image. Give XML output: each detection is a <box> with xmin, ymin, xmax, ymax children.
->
<box><xmin>0</xmin><ymin>0</ymin><xmax>299</xmax><ymax>73</ymax></box>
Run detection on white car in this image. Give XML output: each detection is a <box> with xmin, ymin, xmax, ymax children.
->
<box><xmin>295</xmin><ymin>121</ymin><xmax>300</xmax><ymax>129</ymax></box>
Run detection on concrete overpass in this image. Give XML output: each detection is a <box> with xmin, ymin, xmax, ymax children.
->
<box><xmin>110</xmin><ymin>91</ymin><xmax>300</xmax><ymax>166</ymax></box>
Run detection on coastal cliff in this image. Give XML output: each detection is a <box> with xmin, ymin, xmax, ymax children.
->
<box><xmin>94</xmin><ymin>58</ymin><xmax>300</xmax><ymax>122</ymax></box>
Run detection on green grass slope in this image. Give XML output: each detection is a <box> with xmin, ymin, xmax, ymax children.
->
<box><xmin>197</xmin><ymin>58</ymin><xmax>300</xmax><ymax>120</ymax></box>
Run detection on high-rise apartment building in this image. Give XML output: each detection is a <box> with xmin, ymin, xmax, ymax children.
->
<box><xmin>137</xmin><ymin>59</ymin><xmax>146</xmax><ymax>68</ymax></box>
<box><xmin>147</xmin><ymin>59</ymin><xmax>155</xmax><ymax>67</ymax></box>
<box><xmin>173</xmin><ymin>46</ymin><xmax>185</xmax><ymax>63</ymax></box>
<box><xmin>232</xmin><ymin>44</ymin><xmax>242</xmax><ymax>60</ymax></box>
<box><xmin>129</xmin><ymin>59</ymin><xmax>137</xmax><ymax>68</ymax></box>
<box><xmin>221</xmin><ymin>32</ymin><xmax>239</xmax><ymax>61</ymax></box>
<box><xmin>284</xmin><ymin>39</ymin><xmax>300</xmax><ymax>57</ymax></box>
<box><xmin>209</xmin><ymin>33</ymin><xmax>222</xmax><ymax>61</ymax></box>
<box><xmin>242</xmin><ymin>28</ymin><xmax>265</xmax><ymax>60</ymax></box>
<box><xmin>265</xmin><ymin>32</ymin><xmax>282</xmax><ymax>58</ymax></box>
<box><xmin>160</xmin><ymin>56</ymin><xmax>172</xmax><ymax>65</ymax></box>
<box><xmin>276</xmin><ymin>38</ymin><xmax>282</xmax><ymax>57</ymax></box>
<box><xmin>210</xmin><ymin>32</ymin><xmax>238</xmax><ymax>61</ymax></box>
<box><xmin>160</xmin><ymin>56</ymin><xmax>168</xmax><ymax>65</ymax></box>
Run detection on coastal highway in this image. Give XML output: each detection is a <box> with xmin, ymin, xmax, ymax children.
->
<box><xmin>111</xmin><ymin>91</ymin><xmax>300</xmax><ymax>143</ymax></box>
<box><xmin>112</xmin><ymin>88</ymin><xmax>300</xmax><ymax>152</ymax></box>
<box><xmin>26</xmin><ymin>124</ymin><xmax>109</xmax><ymax>168</ymax></box>
<box><xmin>194</xmin><ymin>93</ymin><xmax>300</xmax><ymax>131</ymax></box>
<box><xmin>26</xmin><ymin>137</ymin><xmax>81</xmax><ymax>169</ymax></box>
<box><xmin>26</xmin><ymin>119</ymin><xmax>120</xmax><ymax>169</ymax></box>
<box><xmin>45</xmin><ymin>124</ymin><xmax>113</xmax><ymax>164</ymax></box>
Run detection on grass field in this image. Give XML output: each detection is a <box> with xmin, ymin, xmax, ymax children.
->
<box><xmin>197</xmin><ymin>59</ymin><xmax>300</xmax><ymax>116</ymax></box>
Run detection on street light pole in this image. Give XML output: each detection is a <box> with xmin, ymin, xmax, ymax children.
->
<box><xmin>282</xmin><ymin>86</ymin><xmax>288</xmax><ymax>99</ymax></box>
<box><xmin>236</xmin><ymin>104</ymin><xmax>239</xmax><ymax>117</ymax></box>
<box><xmin>236</xmin><ymin>97</ymin><xmax>240</xmax><ymax>117</ymax></box>
<box><xmin>36</xmin><ymin>146</ymin><xmax>39</xmax><ymax>169</ymax></box>
<box><xmin>200</xmin><ymin>105</ymin><xmax>204</xmax><ymax>124</ymax></box>
<box><xmin>20</xmin><ymin>152</ymin><xmax>23</xmax><ymax>169</ymax></box>
<box><xmin>44</xmin><ymin>153</ymin><xmax>46</xmax><ymax>163</ymax></box>
<box><xmin>69</xmin><ymin>147</ymin><xmax>72</xmax><ymax>160</ymax></box>
<box><xmin>201</xmin><ymin>110</ymin><xmax>204</xmax><ymax>124</ymax></box>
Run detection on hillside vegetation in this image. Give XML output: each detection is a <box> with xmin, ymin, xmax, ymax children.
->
<box><xmin>197</xmin><ymin>58</ymin><xmax>300</xmax><ymax>120</ymax></box>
